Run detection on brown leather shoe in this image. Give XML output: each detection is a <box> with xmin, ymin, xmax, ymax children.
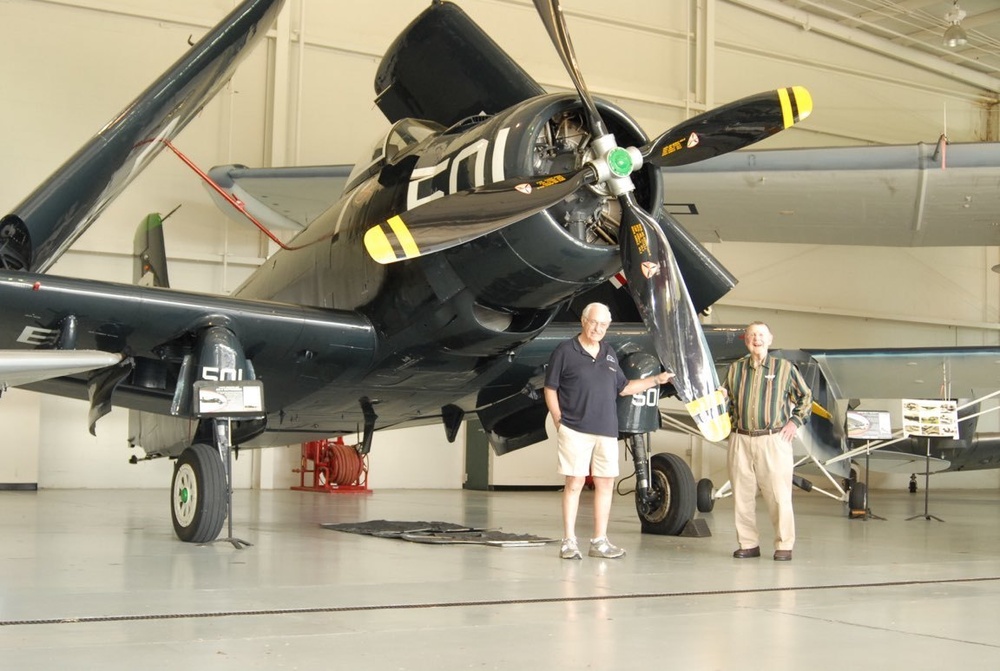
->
<box><xmin>773</xmin><ymin>550</ymin><xmax>793</xmax><ymax>561</ymax></box>
<box><xmin>732</xmin><ymin>546</ymin><xmax>761</xmax><ymax>558</ymax></box>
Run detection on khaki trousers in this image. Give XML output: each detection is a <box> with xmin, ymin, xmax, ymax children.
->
<box><xmin>727</xmin><ymin>432</ymin><xmax>795</xmax><ymax>551</ymax></box>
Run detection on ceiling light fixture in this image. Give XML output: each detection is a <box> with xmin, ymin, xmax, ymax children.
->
<box><xmin>943</xmin><ymin>1</ymin><xmax>968</xmax><ymax>48</ymax></box>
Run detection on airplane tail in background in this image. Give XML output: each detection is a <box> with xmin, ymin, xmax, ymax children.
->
<box><xmin>957</xmin><ymin>401</ymin><xmax>981</xmax><ymax>441</ymax></box>
<box><xmin>133</xmin><ymin>213</ymin><xmax>171</xmax><ymax>289</ymax></box>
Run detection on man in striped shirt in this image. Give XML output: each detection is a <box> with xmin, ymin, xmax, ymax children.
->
<box><xmin>720</xmin><ymin>321</ymin><xmax>811</xmax><ymax>561</ymax></box>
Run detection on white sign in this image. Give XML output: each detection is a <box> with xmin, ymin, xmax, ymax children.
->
<box><xmin>901</xmin><ymin>399</ymin><xmax>958</xmax><ymax>439</ymax></box>
<box><xmin>193</xmin><ymin>380</ymin><xmax>265</xmax><ymax>417</ymax></box>
<box><xmin>847</xmin><ymin>410</ymin><xmax>893</xmax><ymax>440</ymax></box>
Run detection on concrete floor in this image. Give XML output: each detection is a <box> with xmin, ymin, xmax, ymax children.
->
<box><xmin>1</xmin><ymin>484</ymin><xmax>999</xmax><ymax>670</ymax></box>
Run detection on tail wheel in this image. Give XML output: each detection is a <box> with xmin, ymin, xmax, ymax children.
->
<box><xmin>171</xmin><ymin>443</ymin><xmax>227</xmax><ymax>543</ymax></box>
<box><xmin>635</xmin><ymin>452</ymin><xmax>696</xmax><ymax>535</ymax></box>
<box><xmin>696</xmin><ymin>478</ymin><xmax>715</xmax><ymax>513</ymax></box>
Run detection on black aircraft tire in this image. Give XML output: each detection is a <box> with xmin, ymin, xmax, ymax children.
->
<box><xmin>848</xmin><ymin>481</ymin><xmax>867</xmax><ymax>513</ymax></box>
<box><xmin>696</xmin><ymin>478</ymin><xmax>715</xmax><ymax>513</ymax></box>
<box><xmin>636</xmin><ymin>452</ymin><xmax>696</xmax><ymax>535</ymax></box>
<box><xmin>171</xmin><ymin>443</ymin><xmax>227</xmax><ymax>543</ymax></box>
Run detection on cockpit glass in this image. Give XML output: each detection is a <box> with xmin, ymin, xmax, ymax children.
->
<box><xmin>345</xmin><ymin>118</ymin><xmax>444</xmax><ymax>192</ymax></box>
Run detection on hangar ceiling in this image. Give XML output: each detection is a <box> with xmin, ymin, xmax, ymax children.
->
<box><xmin>758</xmin><ymin>1</ymin><xmax>1000</xmax><ymax>88</ymax></box>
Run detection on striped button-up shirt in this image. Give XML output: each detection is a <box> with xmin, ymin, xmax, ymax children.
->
<box><xmin>722</xmin><ymin>354</ymin><xmax>812</xmax><ymax>432</ymax></box>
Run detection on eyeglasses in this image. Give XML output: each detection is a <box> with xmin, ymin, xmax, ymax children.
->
<box><xmin>585</xmin><ymin>318</ymin><xmax>611</xmax><ymax>329</ymax></box>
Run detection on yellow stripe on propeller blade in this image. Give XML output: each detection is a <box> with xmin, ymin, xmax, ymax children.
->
<box><xmin>778</xmin><ymin>86</ymin><xmax>813</xmax><ymax>128</ymax></box>
<box><xmin>686</xmin><ymin>389</ymin><xmax>732</xmax><ymax>442</ymax></box>
<box><xmin>364</xmin><ymin>215</ymin><xmax>422</xmax><ymax>264</ymax></box>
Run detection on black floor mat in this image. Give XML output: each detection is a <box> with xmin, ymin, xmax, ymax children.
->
<box><xmin>321</xmin><ymin>520</ymin><xmax>556</xmax><ymax>547</ymax></box>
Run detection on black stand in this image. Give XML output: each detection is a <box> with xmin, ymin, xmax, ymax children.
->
<box><xmin>210</xmin><ymin>419</ymin><xmax>254</xmax><ymax>549</ymax></box>
<box><xmin>906</xmin><ymin>438</ymin><xmax>943</xmax><ymax>522</ymax></box>
<box><xmin>861</xmin><ymin>443</ymin><xmax>885</xmax><ymax>521</ymax></box>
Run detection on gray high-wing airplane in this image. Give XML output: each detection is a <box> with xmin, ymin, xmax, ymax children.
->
<box><xmin>662</xmin><ymin>335</ymin><xmax>1000</xmax><ymax>515</ymax></box>
<box><xmin>662</xmin><ymin>140</ymin><xmax>1000</xmax><ymax>247</ymax></box>
<box><xmin>0</xmin><ymin>0</ymin><xmax>818</xmax><ymax>544</ymax></box>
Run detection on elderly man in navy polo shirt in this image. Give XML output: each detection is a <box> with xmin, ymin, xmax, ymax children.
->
<box><xmin>544</xmin><ymin>302</ymin><xmax>673</xmax><ymax>560</ymax></box>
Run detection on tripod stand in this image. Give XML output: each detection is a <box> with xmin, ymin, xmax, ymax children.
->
<box><xmin>858</xmin><ymin>441</ymin><xmax>885</xmax><ymax>521</ymax></box>
<box><xmin>906</xmin><ymin>437</ymin><xmax>943</xmax><ymax>522</ymax></box>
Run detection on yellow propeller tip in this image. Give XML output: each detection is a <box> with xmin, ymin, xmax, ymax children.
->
<box><xmin>696</xmin><ymin>413</ymin><xmax>732</xmax><ymax>443</ymax></box>
<box><xmin>792</xmin><ymin>85</ymin><xmax>813</xmax><ymax>120</ymax></box>
<box><xmin>363</xmin><ymin>227</ymin><xmax>396</xmax><ymax>264</ymax></box>
<box><xmin>685</xmin><ymin>391</ymin><xmax>732</xmax><ymax>442</ymax></box>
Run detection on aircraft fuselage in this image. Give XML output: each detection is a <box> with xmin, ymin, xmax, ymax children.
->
<box><xmin>218</xmin><ymin>93</ymin><xmax>660</xmax><ymax>447</ymax></box>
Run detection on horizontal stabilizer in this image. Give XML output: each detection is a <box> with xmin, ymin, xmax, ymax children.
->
<box><xmin>862</xmin><ymin>449</ymin><xmax>951</xmax><ymax>474</ymax></box>
<box><xmin>206</xmin><ymin>164</ymin><xmax>352</xmax><ymax>231</ymax></box>
<box><xmin>0</xmin><ymin>350</ymin><xmax>123</xmax><ymax>388</ymax></box>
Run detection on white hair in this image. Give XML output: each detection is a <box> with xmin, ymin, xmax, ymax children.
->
<box><xmin>582</xmin><ymin>302</ymin><xmax>611</xmax><ymax>321</ymax></box>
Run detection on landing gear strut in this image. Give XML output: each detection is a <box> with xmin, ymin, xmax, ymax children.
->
<box><xmin>628</xmin><ymin>432</ymin><xmax>656</xmax><ymax>511</ymax></box>
<box><xmin>168</xmin><ymin>325</ymin><xmax>263</xmax><ymax>546</ymax></box>
<box><xmin>210</xmin><ymin>419</ymin><xmax>253</xmax><ymax>549</ymax></box>
<box><xmin>616</xmin><ymin>353</ymin><xmax>697</xmax><ymax>536</ymax></box>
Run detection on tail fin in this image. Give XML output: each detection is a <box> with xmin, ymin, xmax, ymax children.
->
<box><xmin>133</xmin><ymin>213</ymin><xmax>170</xmax><ymax>288</ymax></box>
<box><xmin>957</xmin><ymin>401</ymin><xmax>980</xmax><ymax>441</ymax></box>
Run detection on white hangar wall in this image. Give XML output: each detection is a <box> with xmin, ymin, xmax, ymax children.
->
<box><xmin>0</xmin><ymin>0</ymin><xmax>997</xmax><ymax>492</ymax></box>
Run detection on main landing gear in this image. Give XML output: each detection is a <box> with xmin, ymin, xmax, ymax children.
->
<box><xmin>170</xmin><ymin>419</ymin><xmax>252</xmax><ymax>548</ymax></box>
<box><xmin>626</xmin><ymin>433</ymin><xmax>697</xmax><ymax>535</ymax></box>
<box><xmin>171</xmin><ymin>443</ymin><xmax>226</xmax><ymax>543</ymax></box>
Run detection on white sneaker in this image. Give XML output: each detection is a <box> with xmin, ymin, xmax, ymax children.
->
<box><xmin>560</xmin><ymin>537</ymin><xmax>582</xmax><ymax>560</ymax></box>
<box><xmin>588</xmin><ymin>537</ymin><xmax>625</xmax><ymax>559</ymax></box>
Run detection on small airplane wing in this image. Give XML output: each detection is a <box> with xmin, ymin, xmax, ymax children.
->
<box><xmin>663</xmin><ymin>142</ymin><xmax>1000</xmax><ymax>247</ymax></box>
<box><xmin>0</xmin><ymin>350</ymin><xmax>123</xmax><ymax>389</ymax></box>
<box><xmin>807</xmin><ymin>347</ymin><xmax>1000</xmax><ymax>400</ymax></box>
<box><xmin>206</xmin><ymin>164</ymin><xmax>353</xmax><ymax>231</ymax></box>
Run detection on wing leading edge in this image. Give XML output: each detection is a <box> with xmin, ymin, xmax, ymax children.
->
<box><xmin>808</xmin><ymin>347</ymin><xmax>1000</xmax><ymax>401</ymax></box>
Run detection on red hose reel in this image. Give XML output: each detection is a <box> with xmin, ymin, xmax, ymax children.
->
<box><xmin>292</xmin><ymin>437</ymin><xmax>370</xmax><ymax>493</ymax></box>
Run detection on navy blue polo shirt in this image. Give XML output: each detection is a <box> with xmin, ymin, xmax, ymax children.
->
<box><xmin>544</xmin><ymin>337</ymin><xmax>627</xmax><ymax>438</ymax></box>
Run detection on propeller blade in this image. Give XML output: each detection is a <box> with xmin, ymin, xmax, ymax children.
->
<box><xmin>643</xmin><ymin>86</ymin><xmax>813</xmax><ymax>168</ymax></box>
<box><xmin>364</xmin><ymin>169</ymin><xmax>594</xmax><ymax>264</ymax></box>
<box><xmin>618</xmin><ymin>193</ymin><xmax>730</xmax><ymax>442</ymax></box>
<box><xmin>532</xmin><ymin>0</ymin><xmax>607</xmax><ymax>137</ymax></box>
<box><xmin>657</xmin><ymin>208</ymin><xmax>737</xmax><ymax>313</ymax></box>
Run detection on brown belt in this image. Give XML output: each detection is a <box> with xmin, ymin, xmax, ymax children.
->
<box><xmin>734</xmin><ymin>428</ymin><xmax>780</xmax><ymax>437</ymax></box>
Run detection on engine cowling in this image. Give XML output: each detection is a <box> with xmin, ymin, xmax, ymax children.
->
<box><xmin>439</xmin><ymin>94</ymin><xmax>661</xmax><ymax>312</ymax></box>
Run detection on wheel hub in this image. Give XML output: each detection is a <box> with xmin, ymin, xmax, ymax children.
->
<box><xmin>173</xmin><ymin>463</ymin><xmax>198</xmax><ymax>527</ymax></box>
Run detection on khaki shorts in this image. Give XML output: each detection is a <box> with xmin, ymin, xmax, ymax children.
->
<box><xmin>557</xmin><ymin>424</ymin><xmax>619</xmax><ymax>477</ymax></box>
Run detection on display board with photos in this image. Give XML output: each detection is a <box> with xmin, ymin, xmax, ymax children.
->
<box><xmin>901</xmin><ymin>399</ymin><xmax>958</xmax><ymax>439</ymax></box>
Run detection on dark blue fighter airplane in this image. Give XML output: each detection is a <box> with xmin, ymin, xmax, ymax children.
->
<box><xmin>0</xmin><ymin>0</ymin><xmax>812</xmax><ymax>544</ymax></box>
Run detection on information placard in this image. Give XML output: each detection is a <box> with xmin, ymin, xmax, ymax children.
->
<box><xmin>846</xmin><ymin>410</ymin><xmax>893</xmax><ymax>440</ymax></box>
<box><xmin>901</xmin><ymin>399</ymin><xmax>958</xmax><ymax>438</ymax></box>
